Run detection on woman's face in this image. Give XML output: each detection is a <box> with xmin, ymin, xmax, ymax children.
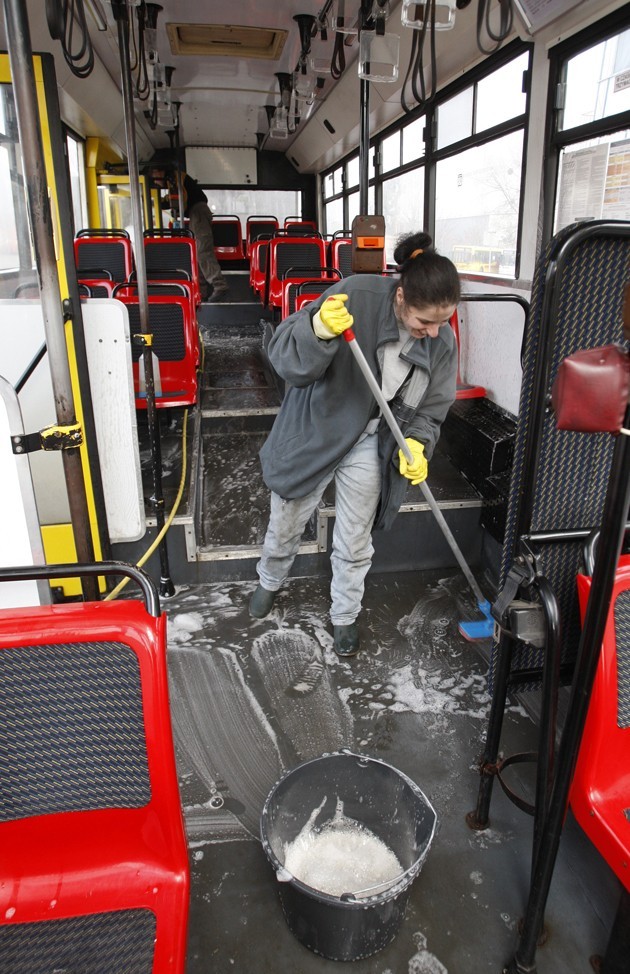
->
<box><xmin>395</xmin><ymin>287</ymin><xmax>455</xmax><ymax>340</ymax></box>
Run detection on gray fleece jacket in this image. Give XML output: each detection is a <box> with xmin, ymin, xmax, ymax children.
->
<box><xmin>260</xmin><ymin>274</ymin><xmax>457</xmax><ymax>529</ymax></box>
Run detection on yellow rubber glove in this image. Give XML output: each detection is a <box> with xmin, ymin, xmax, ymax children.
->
<box><xmin>398</xmin><ymin>438</ymin><xmax>428</xmax><ymax>485</ymax></box>
<box><xmin>313</xmin><ymin>294</ymin><xmax>354</xmax><ymax>340</ymax></box>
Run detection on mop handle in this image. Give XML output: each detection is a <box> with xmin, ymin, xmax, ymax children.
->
<box><xmin>343</xmin><ymin>328</ymin><xmax>413</xmax><ymax>463</ymax></box>
<box><xmin>342</xmin><ymin>327</ymin><xmax>487</xmax><ymax>608</ymax></box>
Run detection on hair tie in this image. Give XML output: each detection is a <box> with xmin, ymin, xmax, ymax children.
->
<box><xmin>410</xmin><ymin>248</ymin><xmax>424</xmax><ymax>259</ymax></box>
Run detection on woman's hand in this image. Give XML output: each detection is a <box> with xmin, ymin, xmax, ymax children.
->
<box><xmin>313</xmin><ymin>294</ymin><xmax>354</xmax><ymax>339</ymax></box>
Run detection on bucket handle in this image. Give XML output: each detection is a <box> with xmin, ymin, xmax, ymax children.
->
<box><xmin>339</xmin><ymin>850</ymin><xmax>427</xmax><ymax>901</ymax></box>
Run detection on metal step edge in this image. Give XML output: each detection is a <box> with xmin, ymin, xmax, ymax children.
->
<box><xmin>200</xmin><ymin>407</ymin><xmax>280</xmax><ymax>418</ymax></box>
<box><xmin>196</xmin><ymin>540</ymin><xmax>321</xmax><ymax>563</ymax></box>
<box><xmin>318</xmin><ymin>497</ymin><xmax>483</xmax><ymax>517</ymax></box>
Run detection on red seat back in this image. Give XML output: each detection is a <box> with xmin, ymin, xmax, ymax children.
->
<box><xmin>265</xmin><ymin>235</ymin><xmax>327</xmax><ymax>309</ymax></box>
<box><xmin>212</xmin><ymin>215</ymin><xmax>245</xmax><ymax>260</ymax></box>
<box><xmin>570</xmin><ymin>556</ymin><xmax>630</xmax><ymax>891</ymax></box>
<box><xmin>281</xmin><ymin>271</ymin><xmax>342</xmax><ymax>319</ymax></box>
<box><xmin>117</xmin><ymin>293</ymin><xmax>199</xmax><ymax>408</ymax></box>
<box><xmin>144</xmin><ymin>235</ymin><xmax>201</xmax><ymax>306</ymax></box>
<box><xmin>0</xmin><ymin>565</ymin><xmax>189</xmax><ymax>972</ymax></box>
<box><xmin>284</xmin><ymin>217</ymin><xmax>317</xmax><ymax>232</ymax></box>
<box><xmin>329</xmin><ymin>237</ymin><xmax>353</xmax><ymax>277</ymax></box>
<box><xmin>246</xmin><ymin>216</ymin><xmax>279</xmax><ymax>257</ymax></box>
<box><xmin>74</xmin><ymin>230</ymin><xmax>134</xmax><ymax>283</ymax></box>
<box><xmin>449</xmin><ymin>310</ymin><xmax>487</xmax><ymax>400</ymax></box>
<box><xmin>249</xmin><ymin>239</ymin><xmax>269</xmax><ymax>296</ymax></box>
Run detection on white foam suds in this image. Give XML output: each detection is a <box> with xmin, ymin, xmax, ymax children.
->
<box><xmin>384</xmin><ymin>664</ymin><xmax>490</xmax><ymax>719</ymax></box>
<box><xmin>283</xmin><ymin>798</ymin><xmax>403</xmax><ymax>898</ymax></box>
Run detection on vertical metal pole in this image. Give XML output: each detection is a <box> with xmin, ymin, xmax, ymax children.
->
<box><xmin>173</xmin><ymin>110</ymin><xmax>185</xmax><ymax>227</ymax></box>
<box><xmin>3</xmin><ymin>0</ymin><xmax>97</xmax><ymax>600</ymax></box>
<box><xmin>112</xmin><ymin>0</ymin><xmax>174</xmax><ymax>597</ymax></box>
<box><xmin>359</xmin><ymin>78</ymin><xmax>370</xmax><ymax>214</ymax></box>
<box><xmin>506</xmin><ymin>402</ymin><xmax>630</xmax><ymax>974</ymax></box>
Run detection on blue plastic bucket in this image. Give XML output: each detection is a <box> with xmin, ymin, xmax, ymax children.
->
<box><xmin>260</xmin><ymin>751</ymin><xmax>437</xmax><ymax>961</ymax></box>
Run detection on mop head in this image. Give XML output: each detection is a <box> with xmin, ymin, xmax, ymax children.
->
<box><xmin>458</xmin><ymin>600</ymin><xmax>494</xmax><ymax>641</ymax></box>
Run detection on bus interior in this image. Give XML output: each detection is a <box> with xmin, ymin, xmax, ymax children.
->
<box><xmin>0</xmin><ymin>1</ymin><xmax>629</xmax><ymax>972</ymax></box>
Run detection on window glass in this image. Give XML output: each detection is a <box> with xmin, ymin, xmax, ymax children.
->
<box><xmin>324</xmin><ymin>165</ymin><xmax>343</xmax><ymax>196</ymax></box>
<box><xmin>347</xmin><ymin>186</ymin><xmax>375</xmax><ymax>228</ymax></box>
<box><xmin>66</xmin><ymin>134</ymin><xmax>88</xmax><ymax>235</ymax></box>
<box><xmin>435</xmin><ymin>130</ymin><xmax>523</xmax><ymax>278</ymax></box>
<box><xmin>347</xmin><ymin>191</ymin><xmax>360</xmax><ymax>228</ymax></box>
<box><xmin>206</xmin><ymin>189</ymin><xmax>301</xmax><ymax>229</ymax></box>
<box><xmin>437</xmin><ymin>87</ymin><xmax>473</xmax><ymax>150</ymax></box>
<box><xmin>382</xmin><ymin>169</ymin><xmax>424</xmax><ymax>262</ymax></box>
<box><xmin>476</xmin><ymin>52</ymin><xmax>528</xmax><ymax>132</ymax></box>
<box><xmin>402</xmin><ymin>116</ymin><xmax>425</xmax><ymax>165</ymax></box>
<box><xmin>0</xmin><ymin>146</ymin><xmax>18</xmax><ymax>272</ymax></box>
<box><xmin>325</xmin><ymin>197</ymin><xmax>344</xmax><ymax>235</ymax></box>
<box><xmin>554</xmin><ymin>131</ymin><xmax>630</xmax><ymax>232</ymax></box>
<box><xmin>0</xmin><ymin>84</ymin><xmax>34</xmax><ymax>293</ymax></box>
<box><xmin>562</xmin><ymin>28</ymin><xmax>630</xmax><ymax>131</ymax></box>
<box><xmin>381</xmin><ymin>130</ymin><xmax>400</xmax><ymax>172</ymax></box>
<box><xmin>346</xmin><ymin>155</ymin><xmax>360</xmax><ymax>188</ymax></box>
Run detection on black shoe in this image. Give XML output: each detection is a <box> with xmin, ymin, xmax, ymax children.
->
<box><xmin>333</xmin><ymin>622</ymin><xmax>360</xmax><ymax>657</ymax></box>
<box><xmin>207</xmin><ymin>284</ymin><xmax>229</xmax><ymax>303</ymax></box>
<box><xmin>249</xmin><ymin>584</ymin><xmax>276</xmax><ymax>619</ymax></box>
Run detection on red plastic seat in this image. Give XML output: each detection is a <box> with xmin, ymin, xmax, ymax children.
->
<box><xmin>0</xmin><ymin>565</ymin><xmax>190</xmax><ymax>972</ymax></box>
<box><xmin>246</xmin><ymin>216</ymin><xmax>279</xmax><ymax>257</ymax></box>
<box><xmin>77</xmin><ymin>277</ymin><xmax>116</xmax><ymax>298</ymax></box>
<box><xmin>570</xmin><ymin>555</ymin><xmax>630</xmax><ymax>891</ymax></box>
<box><xmin>328</xmin><ymin>236</ymin><xmax>353</xmax><ymax>277</ymax></box>
<box><xmin>117</xmin><ymin>278</ymin><xmax>197</xmax><ymax>321</ymax></box>
<box><xmin>116</xmin><ymin>293</ymin><xmax>199</xmax><ymax>409</ymax></box>
<box><xmin>74</xmin><ymin>229</ymin><xmax>134</xmax><ymax>283</ymax></box>
<box><xmin>449</xmin><ymin>310</ymin><xmax>487</xmax><ymax>400</ymax></box>
<box><xmin>284</xmin><ymin>217</ymin><xmax>317</xmax><ymax>232</ymax></box>
<box><xmin>265</xmin><ymin>235</ymin><xmax>327</xmax><ymax>310</ymax></box>
<box><xmin>211</xmin><ymin>215</ymin><xmax>245</xmax><ymax>261</ymax></box>
<box><xmin>249</xmin><ymin>239</ymin><xmax>269</xmax><ymax>298</ymax></box>
<box><xmin>144</xmin><ymin>234</ymin><xmax>201</xmax><ymax>307</ymax></box>
<box><xmin>281</xmin><ymin>270</ymin><xmax>342</xmax><ymax>319</ymax></box>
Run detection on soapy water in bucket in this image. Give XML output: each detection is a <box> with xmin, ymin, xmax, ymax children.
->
<box><xmin>281</xmin><ymin>797</ymin><xmax>404</xmax><ymax>899</ymax></box>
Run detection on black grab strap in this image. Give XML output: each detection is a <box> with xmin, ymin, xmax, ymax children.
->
<box><xmin>495</xmin><ymin>751</ymin><xmax>538</xmax><ymax>817</ymax></box>
<box><xmin>492</xmin><ymin>561</ymin><xmax>532</xmax><ymax>625</ymax></box>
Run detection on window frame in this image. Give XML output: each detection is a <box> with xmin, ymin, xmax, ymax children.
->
<box><xmin>543</xmin><ymin>7</ymin><xmax>630</xmax><ymax>242</ymax></box>
<box><xmin>320</xmin><ymin>38</ymin><xmax>532</xmax><ymax>280</ymax></box>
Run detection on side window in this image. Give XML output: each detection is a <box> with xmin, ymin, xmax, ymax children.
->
<box><xmin>65</xmin><ymin>132</ymin><xmax>88</xmax><ymax>236</ymax></box>
<box><xmin>0</xmin><ymin>83</ymin><xmax>34</xmax><ymax>297</ymax></box>
<box><xmin>434</xmin><ymin>49</ymin><xmax>530</xmax><ymax>280</ymax></box>
<box><xmin>551</xmin><ymin>24</ymin><xmax>630</xmax><ymax>234</ymax></box>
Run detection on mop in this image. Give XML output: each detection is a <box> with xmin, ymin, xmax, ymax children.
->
<box><xmin>342</xmin><ymin>326</ymin><xmax>494</xmax><ymax>640</ymax></box>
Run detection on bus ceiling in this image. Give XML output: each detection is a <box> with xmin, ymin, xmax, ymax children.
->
<box><xmin>0</xmin><ymin>0</ymin><xmax>608</xmax><ymax>176</ymax></box>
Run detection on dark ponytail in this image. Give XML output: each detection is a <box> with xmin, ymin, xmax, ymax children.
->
<box><xmin>394</xmin><ymin>231</ymin><xmax>460</xmax><ymax>309</ymax></box>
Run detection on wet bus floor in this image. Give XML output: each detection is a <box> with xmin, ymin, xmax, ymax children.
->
<box><xmin>163</xmin><ymin>568</ymin><xmax>619</xmax><ymax>974</ymax></box>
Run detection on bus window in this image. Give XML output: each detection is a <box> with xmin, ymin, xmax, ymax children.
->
<box><xmin>0</xmin><ymin>82</ymin><xmax>34</xmax><ymax>295</ymax></box>
<box><xmin>382</xmin><ymin>168</ymin><xmax>425</xmax><ymax>259</ymax></box>
<box><xmin>551</xmin><ymin>23</ymin><xmax>630</xmax><ymax>234</ymax></box>
<box><xmin>435</xmin><ymin>131</ymin><xmax>524</xmax><ymax>278</ymax></box>
<box><xmin>561</xmin><ymin>27</ymin><xmax>630</xmax><ymax>132</ymax></box>
<box><xmin>325</xmin><ymin>196</ymin><xmax>344</xmax><ymax>234</ymax></box>
<box><xmin>204</xmin><ymin>188</ymin><xmax>301</xmax><ymax>230</ymax></box>
<box><xmin>65</xmin><ymin>132</ymin><xmax>88</xmax><ymax>237</ymax></box>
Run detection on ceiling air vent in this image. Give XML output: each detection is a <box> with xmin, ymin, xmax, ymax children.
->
<box><xmin>167</xmin><ymin>23</ymin><xmax>288</xmax><ymax>60</ymax></box>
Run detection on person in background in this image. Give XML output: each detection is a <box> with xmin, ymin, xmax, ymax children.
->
<box><xmin>150</xmin><ymin>167</ymin><xmax>228</xmax><ymax>302</ymax></box>
<box><xmin>249</xmin><ymin>231</ymin><xmax>460</xmax><ymax>657</ymax></box>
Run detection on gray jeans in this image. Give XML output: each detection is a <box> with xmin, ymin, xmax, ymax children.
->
<box><xmin>188</xmin><ymin>201</ymin><xmax>226</xmax><ymax>291</ymax></box>
<box><xmin>256</xmin><ymin>432</ymin><xmax>381</xmax><ymax>625</ymax></box>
